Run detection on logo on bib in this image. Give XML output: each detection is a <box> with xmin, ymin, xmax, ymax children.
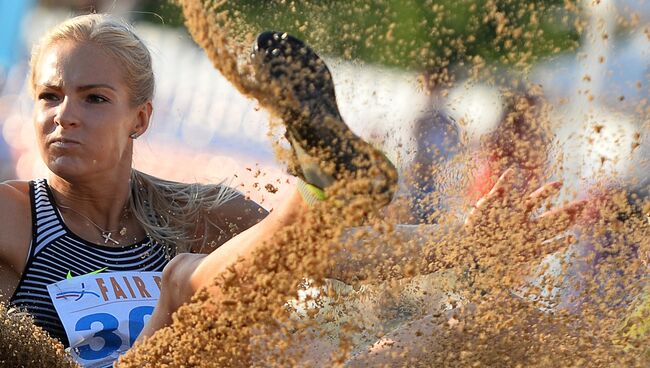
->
<box><xmin>54</xmin><ymin>282</ymin><xmax>101</xmax><ymax>301</ymax></box>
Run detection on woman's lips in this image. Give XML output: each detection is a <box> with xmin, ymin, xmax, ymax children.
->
<box><xmin>49</xmin><ymin>138</ymin><xmax>81</xmax><ymax>148</ymax></box>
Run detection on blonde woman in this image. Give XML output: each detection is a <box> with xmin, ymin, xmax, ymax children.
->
<box><xmin>0</xmin><ymin>14</ymin><xmax>396</xmax><ymax>367</ymax></box>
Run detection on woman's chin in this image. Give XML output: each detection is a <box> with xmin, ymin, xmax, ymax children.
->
<box><xmin>46</xmin><ymin>157</ymin><xmax>102</xmax><ymax>180</ymax></box>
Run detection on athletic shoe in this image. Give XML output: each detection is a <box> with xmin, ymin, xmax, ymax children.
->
<box><xmin>251</xmin><ymin>31</ymin><xmax>397</xmax><ymax>204</ymax></box>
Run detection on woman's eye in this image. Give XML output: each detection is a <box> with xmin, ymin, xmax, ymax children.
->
<box><xmin>38</xmin><ymin>92</ymin><xmax>60</xmax><ymax>102</ymax></box>
<box><xmin>86</xmin><ymin>94</ymin><xmax>109</xmax><ymax>103</ymax></box>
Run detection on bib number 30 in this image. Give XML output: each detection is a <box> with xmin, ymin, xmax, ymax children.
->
<box><xmin>74</xmin><ymin>306</ymin><xmax>154</xmax><ymax>360</ymax></box>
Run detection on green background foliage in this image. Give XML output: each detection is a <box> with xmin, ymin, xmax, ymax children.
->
<box><xmin>139</xmin><ymin>0</ymin><xmax>580</xmax><ymax>71</ymax></box>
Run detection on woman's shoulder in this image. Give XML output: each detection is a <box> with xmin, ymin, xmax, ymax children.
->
<box><xmin>0</xmin><ymin>180</ymin><xmax>31</xmax><ymax>226</ymax></box>
<box><xmin>0</xmin><ymin>180</ymin><xmax>32</xmax><ymax>235</ymax></box>
<box><xmin>0</xmin><ymin>180</ymin><xmax>32</xmax><ymax>271</ymax></box>
<box><xmin>0</xmin><ymin>180</ymin><xmax>30</xmax><ymax>201</ymax></box>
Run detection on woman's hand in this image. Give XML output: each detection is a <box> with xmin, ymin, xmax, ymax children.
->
<box><xmin>464</xmin><ymin>168</ymin><xmax>586</xmax><ymax>262</ymax></box>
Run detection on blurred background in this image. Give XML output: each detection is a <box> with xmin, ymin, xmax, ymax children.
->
<box><xmin>0</xmin><ymin>0</ymin><xmax>648</xmax><ymax>213</ymax></box>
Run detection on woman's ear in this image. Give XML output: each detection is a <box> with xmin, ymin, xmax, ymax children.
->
<box><xmin>133</xmin><ymin>101</ymin><xmax>153</xmax><ymax>137</ymax></box>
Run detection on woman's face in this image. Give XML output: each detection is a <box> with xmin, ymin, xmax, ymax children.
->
<box><xmin>32</xmin><ymin>40</ymin><xmax>150</xmax><ymax>180</ymax></box>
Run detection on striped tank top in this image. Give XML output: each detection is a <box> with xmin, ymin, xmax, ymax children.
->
<box><xmin>9</xmin><ymin>179</ymin><xmax>174</xmax><ymax>347</ymax></box>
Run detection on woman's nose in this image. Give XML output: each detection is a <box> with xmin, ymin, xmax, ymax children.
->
<box><xmin>53</xmin><ymin>97</ymin><xmax>80</xmax><ymax>128</ymax></box>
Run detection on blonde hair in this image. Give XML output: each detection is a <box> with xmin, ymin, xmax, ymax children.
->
<box><xmin>29</xmin><ymin>13</ymin><xmax>153</xmax><ymax>106</ymax></box>
<box><xmin>31</xmin><ymin>14</ymin><xmax>239</xmax><ymax>253</ymax></box>
<box><xmin>129</xmin><ymin>171</ymin><xmax>240</xmax><ymax>254</ymax></box>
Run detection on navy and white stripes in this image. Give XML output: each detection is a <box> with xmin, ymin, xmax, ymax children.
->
<box><xmin>10</xmin><ymin>179</ymin><xmax>174</xmax><ymax>347</ymax></box>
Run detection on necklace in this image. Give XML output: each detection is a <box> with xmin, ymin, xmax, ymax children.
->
<box><xmin>57</xmin><ymin>203</ymin><xmax>128</xmax><ymax>245</ymax></box>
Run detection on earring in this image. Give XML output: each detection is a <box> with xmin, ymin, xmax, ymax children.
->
<box><xmin>129</xmin><ymin>132</ymin><xmax>139</xmax><ymax>139</ymax></box>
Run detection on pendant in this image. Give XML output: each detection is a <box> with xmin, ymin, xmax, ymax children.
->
<box><xmin>102</xmin><ymin>232</ymin><xmax>120</xmax><ymax>245</ymax></box>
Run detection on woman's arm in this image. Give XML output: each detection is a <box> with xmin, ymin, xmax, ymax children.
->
<box><xmin>138</xmin><ymin>188</ymin><xmax>306</xmax><ymax>341</ymax></box>
<box><xmin>0</xmin><ymin>182</ymin><xmax>32</xmax><ymax>303</ymax></box>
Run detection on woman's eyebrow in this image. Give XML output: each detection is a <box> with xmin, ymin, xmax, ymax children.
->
<box><xmin>37</xmin><ymin>83</ymin><xmax>117</xmax><ymax>92</ymax></box>
<box><xmin>39</xmin><ymin>82</ymin><xmax>62</xmax><ymax>90</ymax></box>
<box><xmin>77</xmin><ymin>84</ymin><xmax>117</xmax><ymax>92</ymax></box>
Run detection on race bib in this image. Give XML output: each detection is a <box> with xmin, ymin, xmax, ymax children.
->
<box><xmin>47</xmin><ymin>272</ymin><xmax>162</xmax><ymax>368</ymax></box>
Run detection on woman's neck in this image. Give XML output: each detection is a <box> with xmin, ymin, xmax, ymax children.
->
<box><xmin>48</xmin><ymin>169</ymin><xmax>133</xmax><ymax>232</ymax></box>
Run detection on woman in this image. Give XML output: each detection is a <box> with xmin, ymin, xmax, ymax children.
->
<box><xmin>0</xmin><ymin>14</ymin><xmax>396</xmax><ymax>367</ymax></box>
